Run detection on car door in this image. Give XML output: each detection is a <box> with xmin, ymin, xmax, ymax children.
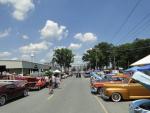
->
<box><xmin>128</xmin><ymin>79</ymin><xmax>150</xmax><ymax>98</ymax></box>
<box><xmin>5</xmin><ymin>84</ymin><xmax>17</xmax><ymax>100</ymax></box>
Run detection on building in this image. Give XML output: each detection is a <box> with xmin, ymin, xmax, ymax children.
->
<box><xmin>0</xmin><ymin>60</ymin><xmax>50</xmax><ymax>75</ymax></box>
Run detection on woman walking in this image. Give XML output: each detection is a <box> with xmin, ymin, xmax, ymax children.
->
<box><xmin>48</xmin><ymin>76</ymin><xmax>53</xmax><ymax>94</ymax></box>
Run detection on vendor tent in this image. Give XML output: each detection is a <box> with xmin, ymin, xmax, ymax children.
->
<box><xmin>53</xmin><ymin>70</ymin><xmax>61</xmax><ymax>73</ymax></box>
<box><xmin>125</xmin><ymin>66</ymin><xmax>140</xmax><ymax>72</ymax></box>
<box><xmin>131</xmin><ymin>54</ymin><xmax>150</xmax><ymax>66</ymax></box>
<box><xmin>137</xmin><ymin>64</ymin><xmax>150</xmax><ymax>71</ymax></box>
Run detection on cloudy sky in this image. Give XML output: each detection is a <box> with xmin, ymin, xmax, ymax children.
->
<box><xmin>0</xmin><ymin>0</ymin><xmax>150</xmax><ymax>64</ymax></box>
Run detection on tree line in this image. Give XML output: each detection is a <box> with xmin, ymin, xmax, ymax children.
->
<box><xmin>82</xmin><ymin>38</ymin><xmax>150</xmax><ymax>69</ymax></box>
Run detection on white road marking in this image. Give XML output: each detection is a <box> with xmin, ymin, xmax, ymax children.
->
<box><xmin>94</xmin><ymin>96</ymin><xmax>109</xmax><ymax>113</ymax></box>
<box><xmin>48</xmin><ymin>94</ymin><xmax>54</xmax><ymax>100</ymax></box>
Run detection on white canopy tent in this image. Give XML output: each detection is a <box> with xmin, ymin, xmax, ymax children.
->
<box><xmin>53</xmin><ymin>69</ymin><xmax>61</xmax><ymax>73</ymax></box>
<box><xmin>131</xmin><ymin>54</ymin><xmax>150</xmax><ymax>66</ymax></box>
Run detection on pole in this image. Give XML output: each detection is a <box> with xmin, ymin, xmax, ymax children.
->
<box><xmin>113</xmin><ymin>56</ymin><xmax>116</xmax><ymax>69</ymax></box>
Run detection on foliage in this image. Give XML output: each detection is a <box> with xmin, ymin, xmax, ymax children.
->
<box><xmin>83</xmin><ymin>39</ymin><xmax>150</xmax><ymax>69</ymax></box>
<box><xmin>53</xmin><ymin>48</ymin><xmax>74</xmax><ymax>68</ymax></box>
<box><xmin>44</xmin><ymin>70</ymin><xmax>53</xmax><ymax>76</ymax></box>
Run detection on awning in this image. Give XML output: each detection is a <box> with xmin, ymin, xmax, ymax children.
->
<box><xmin>137</xmin><ymin>64</ymin><xmax>150</xmax><ymax>71</ymax></box>
<box><xmin>131</xmin><ymin>54</ymin><xmax>150</xmax><ymax>66</ymax></box>
<box><xmin>125</xmin><ymin>66</ymin><xmax>140</xmax><ymax>72</ymax></box>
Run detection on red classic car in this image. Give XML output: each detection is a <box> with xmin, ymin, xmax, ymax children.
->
<box><xmin>15</xmin><ymin>76</ymin><xmax>46</xmax><ymax>90</ymax></box>
<box><xmin>0</xmin><ymin>80</ymin><xmax>28</xmax><ymax>106</ymax></box>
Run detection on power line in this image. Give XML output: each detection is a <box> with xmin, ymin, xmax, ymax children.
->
<box><xmin>106</xmin><ymin>45</ymin><xmax>150</xmax><ymax>53</ymax></box>
<box><xmin>117</xmin><ymin>12</ymin><xmax>150</xmax><ymax>43</ymax></box>
<box><xmin>116</xmin><ymin>45</ymin><xmax>150</xmax><ymax>52</ymax></box>
<box><xmin>113</xmin><ymin>0</ymin><xmax>142</xmax><ymax>43</ymax></box>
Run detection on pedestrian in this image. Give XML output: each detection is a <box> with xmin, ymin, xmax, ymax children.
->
<box><xmin>52</xmin><ymin>74</ymin><xmax>56</xmax><ymax>89</ymax></box>
<box><xmin>48</xmin><ymin>76</ymin><xmax>53</xmax><ymax>94</ymax></box>
<box><xmin>56</xmin><ymin>75</ymin><xmax>61</xmax><ymax>88</ymax></box>
<box><xmin>45</xmin><ymin>76</ymin><xmax>49</xmax><ymax>87</ymax></box>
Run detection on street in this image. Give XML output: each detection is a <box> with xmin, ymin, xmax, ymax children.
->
<box><xmin>0</xmin><ymin>76</ymin><xmax>131</xmax><ymax>113</ymax></box>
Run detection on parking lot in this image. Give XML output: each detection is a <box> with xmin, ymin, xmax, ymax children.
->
<box><xmin>0</xmin><ymin>76</ymin><xmax>131</xmax><ymax>113</ymax></box>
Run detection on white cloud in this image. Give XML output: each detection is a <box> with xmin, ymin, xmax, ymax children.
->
<box><xmin>40</xmin><ymin>20</ymin><xmax>68</xmax><ymax>40</ymax></box>
<box><xmin>0</xmin><ymin>0</ymin><xmax>35</xmax><ymax>21</ymax></box>
<box><xmin>11</xmin><ymin>57</ymin><xmax>18</xmax><ymax>60</ymax></box>
<box><xmin>20</xmin><ymin>54</ymin><xmax>31</xmax><ymax>61</ymax></box>
<box><xmin>68</xmin><ymin>43</ymin><xmax>82</xmax><ymax>50</ymax></box>
<box><xmin>40</xmin><ymin>59</ymin><xmax>46</xmax><ymax>63</ymax></box>
<box><xmin>0</xmin><ymin>28</ymin><xmax>11</xmax><ymax>38</ymax></box>
<box><xmin>74</xmin><ymin>32</ymin><xmax>97</xmax><ymax>42</ymax></box>
<box><xmin>54</xmin><ymin>46</ymin><xmax>66</xmax><ymax>50</ymax></box>
<box><xmin>19</xmin><ymin>41</ymin><xmax>52</xmax><ymax>54</ymax></box>
<box><xmin>0</xmin><ymin>52</ymin><xmax>11</xmax><ymax>59</ymax></box>
<box><xmin>21</xmin><ymin>35</ymin><xmax>29</xmax><ymax>39</ymax></box>
<box><xmin>72</xmin><ymin>54</ymin><xmax>83</xmax><ymax>65</ymax></box>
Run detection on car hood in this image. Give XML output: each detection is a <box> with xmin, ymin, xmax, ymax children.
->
<box><xmin>132</xmin><ymin>71</ymin><xmax>150</xmax><ymax>90</ymax></box>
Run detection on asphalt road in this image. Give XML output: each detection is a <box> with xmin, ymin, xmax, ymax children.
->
<box><xmin>0</xmin><ymin>76</ymin><xmax>131</xmax><ymax>113</ymax></box>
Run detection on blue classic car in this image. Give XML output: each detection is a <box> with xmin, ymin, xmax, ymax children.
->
<box><xmin>129</xmin><ymin>99</ymin><xmax>150</xmax><ymax>113</ymax></box>
<box><xmin>129</xmin><ymin>69</ymin><xmax>150</xmax><ymax>113</ymax></box>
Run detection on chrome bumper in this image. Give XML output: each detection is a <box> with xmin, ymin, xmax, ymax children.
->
<box><xmin>90</xmin><ymin>87</ymin><xmax>97</xmax><ymax>93</ymax></box>
<box><xmin>101</xmin><ymin>93</ymin><xmax>109</xmax><ymax>100</ymax></box>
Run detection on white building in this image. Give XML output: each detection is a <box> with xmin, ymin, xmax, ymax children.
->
<box><xmin>0</xmin><ymin>60</ymin><xmax>50</xmax><ymax>75</ymax></box>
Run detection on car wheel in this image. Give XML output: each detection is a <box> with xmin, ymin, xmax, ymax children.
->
<box><xmin>111</xmin><ymin>93</ymin><xmax>122</xmax><ymax>102</ymax></box>
<box><xmin>0</xmin><ymin>96</ymin><xmax>6</xmax><ymax>106</ymax></box>
<box><xmin>23</xmin><ymin>90</ymin><xmax>28</xmax><ymax>97</ymax></box>
<box><xmin>38</xmin><ymin>87</ymin><xmax>41</xmax><ymax>90</ymax></box>
<box><xmin>97</xmin><ymin>88</ymin><xmax>103</xmax><ymax>96</ymax></box>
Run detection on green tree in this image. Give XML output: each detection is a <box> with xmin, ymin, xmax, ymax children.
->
<box><xmin>53</xmin><ymin>48</ymin><xmax>74</xmax><ymax>71</ymax></box>
<box><xmin>82</xmin><ymin>42</ymin><xmax>113</xmax><ymax>69</ymax></box>
<box><xmin>82</xmin><ymin>39</ymin><xmax>150</xmax><ymax>69</ymax></box>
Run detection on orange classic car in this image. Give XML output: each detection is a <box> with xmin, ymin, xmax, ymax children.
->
<box><xmin>101</xmin><ymin>78</ymin><xmax>150</xmax><ymax>102</ymax></box>
<box><xmin>90</xmin><ymin>75</ymin><xmax>128</xmax><ymax>95</ymax></box>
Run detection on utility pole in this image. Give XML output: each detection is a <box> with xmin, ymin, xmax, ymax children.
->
<box><xmin>95</xmin><ymin>48</ymin><xmax>99</xmax><ymax>69</ymax></box>
<box><xmin>113</xmin><ymin>56</ymin><xmax>116</xmax><ymax>69</ymax></box>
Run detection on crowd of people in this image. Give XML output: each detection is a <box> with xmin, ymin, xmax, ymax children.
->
<box><xmin>45</xmin><ymin>73</ymin><xmax>61</xmax><ymax>94</ymax></box>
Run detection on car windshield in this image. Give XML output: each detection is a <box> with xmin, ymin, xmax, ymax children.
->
<box><xmin>140</xmin><ymin>102</ymin><xmax>150</xmax><ymax>110</ymax></box>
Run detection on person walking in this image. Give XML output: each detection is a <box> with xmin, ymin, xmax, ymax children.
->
<box><xmin>48</xmin><ymin>76</ymin><xmax>53</xmax><ymax>94</ymax></box>
<box><xmin>52</xmin><ymin>74</ymin><xmax>56</xmax><ymax>89</ymax></box>
<box><xmin>56</xmin><ymin>75</ymin><xmax>61</xmax><ymax>88</ymax></box>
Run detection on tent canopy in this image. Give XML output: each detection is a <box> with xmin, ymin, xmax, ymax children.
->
<box><xmin>138</xmin><ymin>64</ymin><xmax>150</xmax><ymax>71</ymax></box>
<box><xmin>125</xmin><ymin>66</ymin><xmax>140</xmax><ymax>72</ymax></box>
<box><xmin>131</xmin><ymin>55</ymin><xmax>150</xmax><ymax>66</ymax></box>
<box><xmin>53</xmin><ymin>70</ymin><xmax>61</xmax><ymax>73</ymax></box>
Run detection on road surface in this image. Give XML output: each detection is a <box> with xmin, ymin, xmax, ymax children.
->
<box><xmin>0</xmin><ymin>76</ymin><xmax>131</xmax><ymax>113</ymax></box>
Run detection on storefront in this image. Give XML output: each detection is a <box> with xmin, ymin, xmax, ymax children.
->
<box><xmin>0</xmin><ymin>60</ymin><xmax>50</xmax><ymax>75</ymax></box>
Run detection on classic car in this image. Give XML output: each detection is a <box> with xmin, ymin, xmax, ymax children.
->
<box><xmin>129</xmin><ymin>99</ymin><xmax>150</xmax><ymax>113</ymax></box>
<box><xmin>101</xmin><ymin>78</ymin><xmax>150</xmax><ymax>102</ymax></box>
<box><xmin>15</xmin><ymin>76</ymin><xmax>46</xmax><ymax>90</ymax></box>
<box><xmin>90</xmin><ymin>75</ymin><xmax>128</xmax><ymax>95</ymax></box>
<box><xmin>0</xmin><ymin>81</ymin><xmax>28</xmax><ymax>106</ymax></box>
<box><xmin>129</xmin><ymin>71</ymin><xmax>150</xmax><ymax>113</ymax></box>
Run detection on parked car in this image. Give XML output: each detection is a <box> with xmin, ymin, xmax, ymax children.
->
<box><xmin>129</xmin><ymin>71</ymin><xmax>150</xmax><ymax>113</ymax></box>
<box><xmin>90</xmin><ymin>75</ymin><xmax>128</xmax><ymax>95</ymax></box>
<box><xmin>84</xmin><ymin>71</ymin><xmax>91</xmax><ymax>78</ymax></box>
<box><xmin>0</xmin><ymin>81</ymin><xmax>28</xmax><ymax>106</ymax></box>
<box><xmin>129</xmin><ymin>99</ymin><xmax>150</xmax><ymax>113</ymax></box>
<box><xmin>101</xmin><ymin>78</ymin><xmax>150</xmax><ymax>102</ymax></box>
<box><xmin>15</xmin><ymin>76</ymin><xmax>46</xmax><ymax>90</ymax></box>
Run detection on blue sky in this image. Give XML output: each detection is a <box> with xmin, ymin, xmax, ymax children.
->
<box><xmin>0</xmin><ymin>0</ymin><xmax>150</xmax><ymax>64</ymax></box>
